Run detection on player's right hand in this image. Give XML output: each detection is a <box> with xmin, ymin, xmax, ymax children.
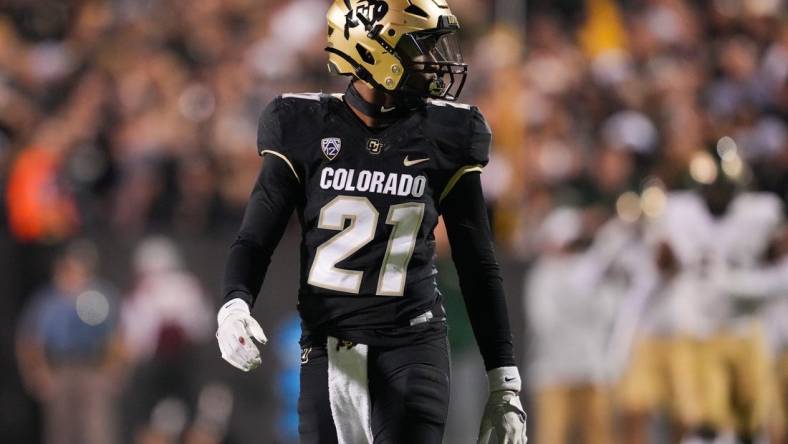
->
<box><xmin>216</xmin><ymin>298</ymin><xmax>267</xmax><ymax>372</ymax></box>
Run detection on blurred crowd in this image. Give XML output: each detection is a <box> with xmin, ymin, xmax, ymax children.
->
<box><xmin>0</xmin><ymin>0</ymin><xmax>786</xmax><ymax>443</ymax></box>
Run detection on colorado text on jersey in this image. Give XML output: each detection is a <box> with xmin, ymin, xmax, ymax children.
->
<box><xmin>319</xmin><ymin>167</ymin><xmax>427</xmax><ymax>198</ymax></box>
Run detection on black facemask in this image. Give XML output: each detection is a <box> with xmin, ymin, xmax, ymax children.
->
<box><xmin>395</xmin><ymin>31</ymin><xmax>468</xmax><ymax>101</ymax></box>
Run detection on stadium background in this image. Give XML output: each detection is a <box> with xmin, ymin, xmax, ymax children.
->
<box><xmin>0</xmin><ymin>0</ymin><xmax>786</xmax><ymax>443</ymax></box>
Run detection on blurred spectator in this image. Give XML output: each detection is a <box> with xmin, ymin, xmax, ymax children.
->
<box><xmin>15</xmin><ymin>239</ymin><xmax>123</xmax><ymax>444</ymax></box>
<box><xmin>6</xmin><ymin>145</ymin><xmax>80</xmax><ymax>243</ymax></box>
<box><xmin>121</xmin><ymin>236</ymin><xmax>218</xmax><ymax>444</ymax></box>
<box><xmin>0</xmin><ymin>0</ymin><xmax>783</xmax><ymax>247</ymax></box>
<box><xmin>122</xmin><ymin>236</ymin><xmax>211</xmax><ymax>361</ymax></box>
<box><xmin>132</xmin><ymin>383</ymin><xmax>234</xmax><ymax>444</ymax></box>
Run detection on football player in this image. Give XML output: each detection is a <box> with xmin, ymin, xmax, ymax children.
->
<box><xmin>724</xmin><ymin>224</ymin><xmax>788</xmax><ymax>444</ymax></box>
<box><xmin>618</xmin><ymin>187</ymin><xmax>708</xmax><ymax>444</ymax></box>
<box><xmin>647</xmin><ymin>151</ymin><xmax>784</xmax><ymax>443</ymax></box>
<box><xmin>215</xmin><ymin>1</ymin><xmax>527</xmax><ymax>443</ymax></box>
<box><xmin>525</xmin><ymin>207</ymin><xmax>652</xmax><ymax>444</ymax></box>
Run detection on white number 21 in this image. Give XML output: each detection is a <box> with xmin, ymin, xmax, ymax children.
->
<box><xmin>307</xmin><ymin>196</ymin><xmax>425</xmax><ymax>296</ymax></box>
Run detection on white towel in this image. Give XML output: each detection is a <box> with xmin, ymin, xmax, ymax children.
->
<box><xmin>327</xmin><ymin>336</ymin><xmax>373</xmax><ymax>444</ymax></box>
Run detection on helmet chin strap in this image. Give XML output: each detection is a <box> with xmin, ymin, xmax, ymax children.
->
<box><xmin>344</xmin><ymin>82</ymin><xmax>423</xmax><ymax>119</ymax></box>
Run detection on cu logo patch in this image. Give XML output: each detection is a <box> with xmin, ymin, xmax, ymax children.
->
<box><xmin>367</xmin><ymin>138</ymin><xmax>383</xmax><ymax>155</ymax></box>
<box><xmin>321</xmin><ymin>137</ymin><xmax>342</xmax><ymax>160</ymax></box>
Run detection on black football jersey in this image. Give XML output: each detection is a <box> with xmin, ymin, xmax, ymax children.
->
<box><xmin>257</xmin><ymin>92</ymin><xmax>491</xmax><ymax>344</ymax></box>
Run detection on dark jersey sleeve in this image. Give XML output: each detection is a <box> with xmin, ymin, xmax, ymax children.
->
<box><xmin>257</xmin><ymin>97</ymin><xmax>283</xmax><ymax>155</ymax></box>
<box><xmin>424</xmin><ymin>103</ymin><xmax>492</xmax><ymax>177</ymax></box>
<box><xmin>222</xmin><ymin>150</ymin><xmax>301</xmax><ymax>307</ymax></box>
<box><xmin>432</xmin><ymin>105</ymin><xmax>493</xmax><ymax>204</ymax></box>
<box><xmin>223</xmin><ymin>98</ymin><xmax>302</xmax><ymax>306</ymax></box>
<box><xmin>439</xmin><ymin>171</ymin><xmax>515</xmax><ymax>371</ymax></box>
<box><xmin>255</xmin><ymin>96</ymin><xmax>307</xmax><ymax>181</ymax></box>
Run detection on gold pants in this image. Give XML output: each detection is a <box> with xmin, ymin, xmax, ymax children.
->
<box><xmin>773</xmin><ymin>352</ymin><xmax>788</xmax><ymax>439</ymax></box>
<box><xmin>536</xmin><ymin>384</ymin><xmax>613</xmax><ymax>444</ymax></box>
<box><xmin>698</xmin><ymin>325</ymin><xmax>775</xmax><ymax>434</ymax></box>
<box><xmin>617</xmin><ymin>337</ymin><xmax>705</xmax><ymax>426</ymax></box>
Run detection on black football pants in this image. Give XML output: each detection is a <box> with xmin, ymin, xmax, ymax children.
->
<box><xmin>298</xmin><ymin>335</ymin><xmax>451</xmax><ymax>444</ymax></box>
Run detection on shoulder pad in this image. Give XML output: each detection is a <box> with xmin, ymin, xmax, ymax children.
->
<box><xmin>258</xmin><ymin>92</ymin><xmax>342</xmax><ymax>156</ymax></box>
<box><xmin>275</xmin><ymin>92</ymin><xmax>334</xmax><ymax>119</ymax></box>
<box><xmin>257</xmin><ymin>97</ymin><xmax>284</xmax><ymax>156</ymax></box>
<box><xmin>256</xmin><ymin>93</ymin><xmax>341</xmax><ymax>180</ymax></box>
<box><xmin>423</xmin><ymin>101</ymin><xmax>491</xmax><ymax>168</ymax></box>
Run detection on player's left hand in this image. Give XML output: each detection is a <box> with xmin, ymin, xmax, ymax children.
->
<box><xmin>477</xmin><ymin>366</ymin><xmax>527</xmax><ymax>444</ymax></box>
<box><xmin>216</xmin><ymin>298</ymin><xmax>267</xmax><ymax>372</ymax></box>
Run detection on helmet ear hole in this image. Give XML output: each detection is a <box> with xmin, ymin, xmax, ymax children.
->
<box><xmin>328</xmin><ymin>26</ymin><xmax>334</xmax><ymax>37</ymax></box>
<box><xmin>356</xmin><ymin>44</ymin><xmax>375</xmax><ymax>64</ymax></box>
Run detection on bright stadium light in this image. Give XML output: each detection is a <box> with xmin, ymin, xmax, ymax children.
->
<box><xmin>641</xmin><ymin>181</ymin><xmax>667</xmax><ymax>219</ymax></box>
<box><xmin>689</xmin><ymin>151</ymin><xmax>718</xmax><ymax>184</ymax></box>
<box><xmin>616</xmin><ymin>191</ymin><xmax>642</xmax><ymax>223</ymax></box>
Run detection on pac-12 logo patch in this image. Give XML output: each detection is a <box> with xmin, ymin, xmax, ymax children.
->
<box><xmin>367</xmin><ymin>138</ymin><xmax>383</xmax><ymax>155</ymax></box>
<box><xmin>321</xmin><ymin>137</ymin><xmax>341</xmax><ymax>161</ymax></box>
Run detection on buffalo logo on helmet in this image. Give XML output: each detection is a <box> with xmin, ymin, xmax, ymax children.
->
<box><xmin>344</xmin><ymin>0</ymin><xmax>388</xmax><ymax>39</ymax></box>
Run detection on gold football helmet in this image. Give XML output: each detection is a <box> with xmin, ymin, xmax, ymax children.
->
<box><xmin>326</xmin><ymin>0</ymin><xmax>467</xmax><ymax>101</ymax></box>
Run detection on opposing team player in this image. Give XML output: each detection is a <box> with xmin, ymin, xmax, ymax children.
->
<box><xmin>215</xmin><ymin>1</ymin><xmax>527</xmax><ymax>443</ymax></box>
<box><xmin>648</xmin><ymin>151</ymin><xmax>784</xmax><ymax>443</ymax></box>
<box><xmin>525</xmin><ymin>207</ymin><xmax>656</xmax><ymax>444</ymax></box>
<box><xmin>724</xmin><ymin>224</ymin><xmax>788</xmax><ymax>443</ymax></box>
<box><xmin>618</xmin><ymin>182</ymin><xmax>707</xmax><ymax>444</ymax></box>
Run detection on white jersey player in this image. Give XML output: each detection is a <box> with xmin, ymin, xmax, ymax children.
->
<box><xmin>722</xmin><ymin>226</ymin><xmax>788</xmax><ymax>442</ymax></box>
<box><xmin>525</xmin><ymin>208</ymin><xmax>651</xmax><ymax>444</ymax></box>
<box><xmin>649</xmin><ymin>190</ymin><xmax>781</xmax><ymax>335</ymax></box>
<box><xmin>650</xmin><ymin>186</ymin><xmax>784</xmax><ymax>442</ymax></box>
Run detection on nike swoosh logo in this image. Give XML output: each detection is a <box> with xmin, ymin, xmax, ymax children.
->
<box><xmin>380</xmin><ymin>105</ymin><xmax>396</xmax><ymax>113</ymax></box>
<box><xmin>504</xmin><ymin>377</ymin><xmax>516</xmax><ymax>382</ymax></box>
<box><xmin>403</xmin><ymin>156</ymin><xmax>430</xmax><ymax>167</ymax></box>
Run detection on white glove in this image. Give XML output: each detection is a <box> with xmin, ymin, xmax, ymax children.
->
<box><xmin>216</xmin><ymin>298</ymin><xmax>267</xmax><ymax>372</ymax></box>
<box><xmin>477</xmin><ymin>366</ymin><xmax>528</xmax><ymax>444</ymax></box>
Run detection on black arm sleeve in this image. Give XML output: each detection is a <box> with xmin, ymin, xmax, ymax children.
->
<box><xmin>440</xmin><ymin>172</ymin><xmax>516</xmax><ymax>370</ymax></box>
<box><xmin>222</xmin><ymin>156</ymin><xmax>300</xmax><ymax>306</ymax></box>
